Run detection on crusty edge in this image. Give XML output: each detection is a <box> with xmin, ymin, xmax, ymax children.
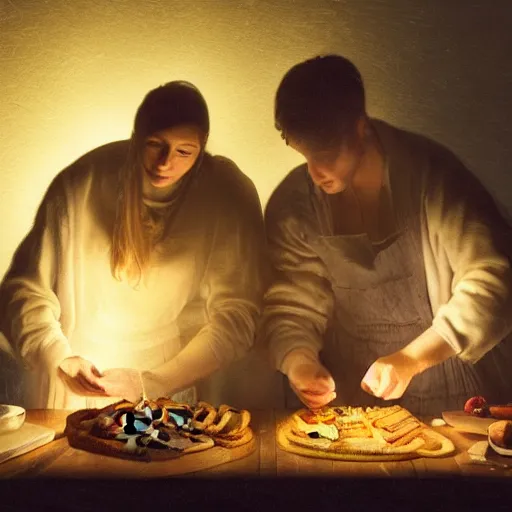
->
<box><xmin>204</xmin><ymin>410</ymin><xmax>234</xmax><ymax>435</ymax></box>
<box><xmin>213</xmin><ymin>428</ymin><xmax>254</xmax><ymax>448</ymax></box>
<box><xmin>415</xmin><ymin>428</ymin><xmax>455</xmax><ymax>457</ymax></box>
<box><xmin>277</xmin><ymin>418</ymin><xmax>416</xmax><ymax>462</ymax></box>
<box><xmin>190</xmin><ymin>402</ymin><xmax>217</xmax><ymax>430</ymax></box>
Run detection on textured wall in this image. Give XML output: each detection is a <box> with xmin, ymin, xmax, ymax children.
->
<box><xmin>1</xmin><ymin>0</ymin><xmax>511</xmax><ymax>405</ymax></box>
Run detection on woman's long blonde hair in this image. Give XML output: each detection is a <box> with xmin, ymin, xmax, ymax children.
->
<box><xmin>110</xmin><ymin>81</ymin><xmax>209</xmax><ymax>285</ymax></box>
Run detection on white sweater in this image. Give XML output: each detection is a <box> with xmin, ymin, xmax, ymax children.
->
<box><xmin>0</xmin><ymin>141</ymin><xmax>266</xmax><ymax>409</ymax></box>
<box><xmin>262</xmin><ymin>119</ymin><xmax>512</xmax><ymax>371</ymax></box>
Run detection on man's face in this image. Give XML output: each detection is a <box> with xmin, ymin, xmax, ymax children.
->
<box><xmin>286</xmin><ymin>121</ymin><xmax>367</xmax><ymax>194</ymax></box>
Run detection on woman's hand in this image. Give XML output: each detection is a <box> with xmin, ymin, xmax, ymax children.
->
<box><xmin>283</xmin><ymin>349</ymin><xmax>336</xmax><ymax>410</ymax></box>
<box><xmin>98</xmin><ymin>368</ymin><xmax>143</xmax><ymax>403</ymax></box>
<box><xmin>360</xmin><ymin>351</ymin><xmax>420</xmax><ymax>400</ymax></box>
<box><xmin>57</xmin><ymin>356</ymin><xmax>106</xmax><ymax>396</ymax></box>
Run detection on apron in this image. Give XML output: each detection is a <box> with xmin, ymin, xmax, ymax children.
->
<box><xmin>284</xmin><ymin>153</ymin><xmax>512</xmax><ymax>417</ymax></box>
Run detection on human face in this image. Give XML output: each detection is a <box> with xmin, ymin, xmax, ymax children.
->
<box><xmin>141</xmin><ymin>125</ymin><xmax>202</xmax><ymax>188</ymax></box>
<box><xmin>287</xmin><ymin>120</ymin><xmax>368</xmax><ymax>194</ymax></box>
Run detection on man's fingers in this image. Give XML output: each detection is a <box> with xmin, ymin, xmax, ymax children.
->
<box><xmin>366</xmin><ymin>365</ymin><xmax>400</xmax><ymax>399</ymax></box>
<box><xmin>300</xmin><ymin>391</ymin><xmax>336</xmax><ymax>410</ymax></box>
<box><xmin>375</xmin><ymin>366</ymin><xmax>396</xmax><ymax>397</ymax></box>
<box><xmin>361</xmin><ymin>364</ymin><xmax>380</xmax><ymax>395</ymax></box>
<box><xmin>296</xmin><ymin>376</ymin><xmax>335</xmax><ymax>395</ymax></box>
<box><xmin>361</xmin><ymin>379</ymin><xmax>375</xmax><ymax>395</ymax></box>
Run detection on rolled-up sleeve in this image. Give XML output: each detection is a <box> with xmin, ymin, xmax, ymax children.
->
<box><xmin>426</xmin><ymin>149</ymin><xmax>512</xmax><ymax>362</ymax></box>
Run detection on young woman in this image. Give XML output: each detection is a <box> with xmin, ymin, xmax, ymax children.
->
<box><xmin>0</xmin><ymin>81</ymin><xmax>267</xmax><ymax>409</ymax></box>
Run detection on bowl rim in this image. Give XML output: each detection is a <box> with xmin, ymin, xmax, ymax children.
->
<box><xmin>488</xmin><ymin>435</ymin><xmax>512</xmax><ymax>457</ymax></box>
<box><xmin>0</xmin><ymin>404</ymin><xmax>26</xmax><ymax>420</ymax></box>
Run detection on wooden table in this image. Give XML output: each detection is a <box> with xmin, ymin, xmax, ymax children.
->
<box><xmin>2</xmin><ymin>410</ymin><xmax>512</xmax><ymax>511</ymax></box>
<box><xmin>1</xmin><ymin>409</ymin><xmax>511</xmax><ymax>479</ymax></box>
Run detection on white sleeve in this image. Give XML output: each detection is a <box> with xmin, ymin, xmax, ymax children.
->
<box><xmin>142</xmin><ymin>161</ymin><xmax>267</xmax><ymax>397</ymax></box>
<box><xmin>259</xmin><ymin>191</ymin><xmax>334</xmax><ymax>372</ymax></box>
<box><xmin>425</xmin><ymin>147</ymin><xmax>512</xmax><ymax>363</ymax></box>
<box><xmin>0</xmin><ymin>176</ymin><xmax>73</xmax><ymax>374</ymax></box>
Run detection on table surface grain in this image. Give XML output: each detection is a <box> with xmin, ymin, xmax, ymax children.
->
<box><xmin>1</xmin><ymin>408</ymin><xmax>511</xmax><ymax>479</ymax></box>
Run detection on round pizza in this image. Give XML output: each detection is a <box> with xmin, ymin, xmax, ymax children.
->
<box><xmin>277</xmin><ymin>405</ymin><xmax>455</xmax><ymax>461</ymax></box>
<box><xmin>65</xmin><ymin>397</ymin><xmax>253</xmax><ymax>462</ymax></box>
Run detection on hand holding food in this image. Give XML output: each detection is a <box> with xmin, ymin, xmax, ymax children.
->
<box><xmin>289</xmin><ymin>362</ymin><xmax>337</xmax><ymax>410</ymax></box>
<box><xmin>58</xmin><ymin>356</ymin><xmax>106</xmax><ymax>396</ymax></box>
<box><xmin>361</xmin><ymin>350</ymin><xmax>420</xmax><ymax>400</ymax></box>
<box><xmin>283</xmin><ymin>349</ymin><xmax>336</xmax><ymax>410</ymax></box>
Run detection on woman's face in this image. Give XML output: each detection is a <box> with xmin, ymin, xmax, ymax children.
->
<box><xmin>141</xmin><ymin>125</ymin><xmax>202</xmax><ymax>188</ymax></box>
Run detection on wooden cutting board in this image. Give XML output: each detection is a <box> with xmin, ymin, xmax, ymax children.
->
<box><xmin>442</xmin><ymin>411</ymin><xmax>496</xmax><ymax>435</ymax></box>
<box><xmin>0</xmin><ymin>422</ymin><xmax>55</xmax><ymax>464</ymax></box>
<box><xmin>42</xmin><ymin>435</ymin><xmax>257</xmax><ymax>478</ymax></box>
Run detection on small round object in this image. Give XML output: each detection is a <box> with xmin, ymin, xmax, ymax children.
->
<box><xmin>0</xmin><ymin>404</ymin><xmax>26</xmax><ymax>434</ymax></box>
<box><xmin>464</xmin><ymin>396</ymin><xmax>488</xmax><ymax>416</ymax></box>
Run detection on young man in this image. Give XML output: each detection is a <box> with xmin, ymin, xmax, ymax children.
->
<box><xmin>260</xmin><ymin>54</ymin><xmax>512</xmax><ymax>415</ymax></box>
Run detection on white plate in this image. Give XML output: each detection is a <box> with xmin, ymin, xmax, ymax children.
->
<box><xmin>0</xmin><ymin>404</ymin><xmax>26</xmax><ymax>434</ymax></box>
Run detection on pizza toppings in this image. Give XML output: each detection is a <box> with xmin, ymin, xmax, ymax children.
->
<box><xmin>293</xmin><ymin>414</ymin><xmax>339</xmax><ymax>442</ymax></box>
<box><xmin>298</xmin><ymin>407</ymin><xmax>337</xmax><ymax>425</ymax></box>
<box><xmin>69</xmin><ymin>398</ymin><xmax>253</xmax><ymax>459</ymax></box>
<box><xmin>281</xmin><ymin>405</ymin><xmax>455</xmax><ymax>459</ymax></box>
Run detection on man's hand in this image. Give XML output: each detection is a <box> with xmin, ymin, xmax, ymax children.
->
<box><xmin>57</xmin><ymin>356</ymin><xmax>106</xmax><ymax>396</ymax></box>
<box><xmin>361</xmin><ymin>328</ymin><xmax>457</xmax><ymax>400</ymax></box>
<box><xmin>98</xmin><ymin>368</ymin><xmax>143</xmax><ymax>403</ymax></box>
<box><xmin>360</xmin><ymin>351</ymin><xmax>420</xmax><ymax>400</ymax></box>
<box><xmin>282</xmin><ymin>349</ymin><xmax>336</xmax><ymax>410</ymax></box>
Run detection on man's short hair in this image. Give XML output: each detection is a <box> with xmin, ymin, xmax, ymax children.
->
<box><xmin>275</xmin><ymin>54</ymin><xmax>366</xmax><ymax>152</ymax></box>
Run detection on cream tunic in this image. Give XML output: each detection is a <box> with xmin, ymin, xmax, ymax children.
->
<box><xmin>0</xmin><ymin>141</ymin><xmax>266</xmax><ymax>409</ymax></box>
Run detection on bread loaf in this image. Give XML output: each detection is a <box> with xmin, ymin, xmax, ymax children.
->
<box><xmin>488</xmin><ymin>420</ymin><xmax>512</xmax><ymax>449</ymax></box>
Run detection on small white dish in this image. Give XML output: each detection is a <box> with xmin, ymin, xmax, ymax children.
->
<box><xmin>0</xmin><ymin>404</ymin><xmax>26</xmax><ymax>434</ymax></box>
<box><xmin>488</xmin><ymin>435</ymin><xmax>512</xmax><ymax>457</ymax></box>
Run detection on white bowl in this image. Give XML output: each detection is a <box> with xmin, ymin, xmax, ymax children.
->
<box><xmin>488</xmin><ymin>435</ymin><xmax>512</xmax><ymax>457</ymax></box>
<box><xmin>487</xmin><ymin>420</ymin><xmax>512</xmax><ymax>457</ymax></box>
<box><xmin>0</xmin><ymin>404</ymin><xmax>26</xmax><ymax>434</ymax></box>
